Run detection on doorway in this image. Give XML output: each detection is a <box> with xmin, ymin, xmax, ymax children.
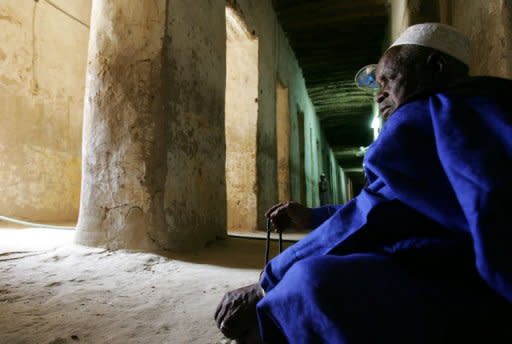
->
<box><xmin>225</xmin><ymin>6</ymin><xmax>259</xmax><ymax>233</ymax></box>
<box><xmin>276</xmin><ymin>80</ymin><xmax>290</xmax><ymax>202</ymax></box>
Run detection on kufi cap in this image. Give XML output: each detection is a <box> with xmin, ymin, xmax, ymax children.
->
<box><xmin>355</xmin><ymin>23</ymin><xmax>470</xmax><ymax>90</ymax></box>
<box><xmin>389</xmin><ymin>23</ymin><xmax>470</xmax><ymax>66</ymax></box>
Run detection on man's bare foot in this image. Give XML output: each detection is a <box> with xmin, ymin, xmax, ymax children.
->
<box><xmin>215</xmin><ymin>283</ymin><xmax>264</xmax><ymax>342</ymax></box>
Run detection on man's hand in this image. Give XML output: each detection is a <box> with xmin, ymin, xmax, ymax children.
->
<box><xmin>265</xmin><ymin>201</ymin><xmax>313</xmax><ymax>231</ymax></box>
<box><xmin>214</xmin><ymin>283</ymin><xmax>264</xmax><ymax>340</ymax></box>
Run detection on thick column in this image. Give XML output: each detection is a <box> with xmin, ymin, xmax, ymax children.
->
<box><xmin>162</xmin><ymin>0</ymin><xmax>227</xmax><ymax>250</ymax></box>
<box><xmin>76</xmin><ymin>0</ymin><xmax>227</xmax><ymax>251</ymax></box>
<box><xmin>76</xmin><ymin>0</ymin><xmax>168</xmax><ymax>250</ymax></box>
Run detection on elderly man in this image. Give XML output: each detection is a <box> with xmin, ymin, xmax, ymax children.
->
<box><xmin>215</xmin><ymin>23</ymin><xmax>512</xmax><ymax>343</ymax></box>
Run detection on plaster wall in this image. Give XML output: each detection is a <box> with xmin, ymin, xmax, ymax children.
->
<box><xmin>444</xmin><ymin>0</ymin><xmax>512</xmax><ymax>78</ymax></box>
<box><xmin>390</xmin><ymin>0</ymin><xmax>411</xmax><ymax>41</ymax></box>
<box><xmin>225</xmin><ymin>8</ymin><xmax>259</xmax><ymax>232</ymax></box>
<box><xmin>281</xmin><ymin>33</ymin><xmax>341</xmax><ymax>209</ymax></box>
<box><xmin>227</xmin><ymin>0</ymin><xmax>280</xmax><ymax>229</ymax></box>
<box><xmin>77</xmin><ymin>0</ymin><xmax>227</xmax><ymax>251</ymax></box>
<box><xmin>276</xmin><ymin>81</ymin><xmax>290</xmax><ymax>203</ymax></box>
<box><xmin>328</xmin><ymin>151</ymin><xmax>344</xmax><ymax>204</ymax></box>
<box><xmin>0</xmin><ymin>0</ymin><xmax>90</xmax><ymax>222</ymax></box>
<box><xmin>77</xmin><ymin>0</ymin><xmax>342</xmax><ymax>250</ymax></box>
<box><xmin>339</xmin><ymin>166</ymin><xmax>348</xmax><ymax>204</ymax></box>
<box><xmin>163</xmin><ymin>0</ymin><xmax>227</xmax><ymax>248</ymax></box>
<box><xmin>232</xmin><ymin>0</ymin><xmax>342</xmax><ymax>229</ymax></box>
<box><xmin>76</xmin><ymin>0</ymin><xmax>169</xmax><ymax>250</ymax></box>
<box><xmin>390</xmin><ymin>0</ymin><xmax>441</xmax><ymax>41</ymax></box>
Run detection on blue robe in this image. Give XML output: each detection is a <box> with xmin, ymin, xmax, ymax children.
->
<box><xmin>257</xmin><ymin>77</ymin><xmax>512</xmax><ymax>343</ymax></box>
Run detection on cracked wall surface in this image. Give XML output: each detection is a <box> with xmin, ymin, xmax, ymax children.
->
<box><xmin>0</xmin><ymin>0</ymin><xmax>91</xmax><ymax>222</ymax></box>
<box><xmin>76</xmin><ymin>0</ymin><xmax>168</xmax><ymax>250</ymax></box>
<box><xmin>76</xmin><ymin>0</ymin><xmax>227</xmax><ymax>251</ymax></box>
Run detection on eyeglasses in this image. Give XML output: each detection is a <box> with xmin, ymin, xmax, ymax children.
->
<box><xmin>354</xmin><ymin>64</ymin><xmax>378</xmax><ymax>90</ymax></box>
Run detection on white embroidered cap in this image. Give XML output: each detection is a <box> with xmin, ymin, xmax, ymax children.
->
<box><xmin>389</xmin><ymin>23</ymin><xmax>470</xmax><ymax>66</ymax></box>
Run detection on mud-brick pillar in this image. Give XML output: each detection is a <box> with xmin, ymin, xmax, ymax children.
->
<box><xmin>76</xmin><ymin>0</ymin><xmax>227</xmax><ymax>251</ymax></box>
<box><xmin>75</xmin><ymin>0</ymin><xmax>168</xmax><ymax>250</ymax></box>
<box><xmin>162</xmin><ymin>0</ymin><xmax>227</xmax><ymax>250</ymax></box>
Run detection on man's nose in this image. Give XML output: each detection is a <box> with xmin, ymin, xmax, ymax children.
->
<box><xmin>376</xmin><ymin>90</ymin><xmax>387</xmax><ymax>103</ymax></box>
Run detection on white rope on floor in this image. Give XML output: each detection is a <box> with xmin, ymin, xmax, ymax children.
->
<box><xmin>0</xmin><ymin>215</ymin><xmax>75</xmax><ymax>230</ymax></box>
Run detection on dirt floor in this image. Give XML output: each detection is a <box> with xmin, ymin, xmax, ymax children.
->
<box><xmin>0</xmin><ymin>227</ymin><xmax>290</xmax><ymax>344</ymax></box>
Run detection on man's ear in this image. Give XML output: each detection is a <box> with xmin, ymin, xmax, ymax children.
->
<box><xmin>426</xmin><ymin>52</ymin><xmax>447</xmax><ymax>75</ymax></box>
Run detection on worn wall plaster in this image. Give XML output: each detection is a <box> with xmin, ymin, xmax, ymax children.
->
<box><xmin>276</xmin><ymin>81</ymin><xmax>291</xmax><ymax>203</ymax></box>
<box><xmin>232</xmin><ymin>0</ymin><xmax>344</xmax><ymax>231</ymax></box>
<box><xmin>77</xmin><ymin>0</ymin><xmax>345</xmax><ymax>249</ymax></box>
<box><xmin>161</xmin><ymin>0</ymin><xmax>227</xmax><ymax>250</ymax></box>
<box><xmin>225</xmin><ymin>9</ymin><xmax>259</xmax><ymax>232</ymax></box>
<box><xmin>0</xmin><ymin>0</ymin><xmax>90</xmax><ymax>222</ymax></box>
<box><xmin>76</xmin><ymin>0</ymin><xmax>168</xmax><ymax>250</ymax></box>
<box><xmin>449</xmin><ymin>0</ymin><xmax>512</xmax><ymax>78</ymax></box>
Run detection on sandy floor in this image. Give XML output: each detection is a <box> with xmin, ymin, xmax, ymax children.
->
<box><xmin>0</xmin><ymin>227</ymin><xmax>288</xmax><ymax>344</ymax></box>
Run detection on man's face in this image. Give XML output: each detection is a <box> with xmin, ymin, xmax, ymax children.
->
<box><xmin>375</xmin><ymin>46</ymin><xmax>426</xmax><ymax>119</ymax></box>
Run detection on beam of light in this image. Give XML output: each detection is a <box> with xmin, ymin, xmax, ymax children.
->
<box><xmin>226</xmin><ymin>7</ymin><xmax>254</xmax><ymax>41</ymax></box>
<box><xmin>0</xmin><ymin>217</ymin><xmax>75</xmax><ymax>252</ymax></box>
<box><xmin>370</xmin><ymin>101</ymin><xmax>382</xmax><ymax>140</ymax></box>
<box><xmin>0</xmin><ymin>227</ymin><xmax>74</xmax><ymax>252</ymax></box>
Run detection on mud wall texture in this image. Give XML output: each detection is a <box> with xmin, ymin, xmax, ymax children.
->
<box><xmin>231</xmin><ymin>0</ymin><xmax>343</xmax><ymax>231</ymax></box>
<box><xmin>77</xmin><ymin>0</ymin><xmax>227</xmax><ymax>250</ymax></box>
<box><xmin>225</xmin><ymin>8</ymin><xmax>259</xmax><ymax>232</ymax></box>
<box><xmin>276</xmin><ymin>81</ymin><xmax>291</xmax><ymax>203</ymax></box>
<box><xmin>77</xmin><ymin>0</ymin><xmax>342</xmax><ymax>249</ymax></box>
<box><xmin>444</xmin><ymin>0</ymin><xmax>512</xmax><ymax>78</ymax></box>
<box><xmin>76</xmin><ymin>0</ymin><xmax>169</xmax><ymax>250</ymax></box>
<box><xmin>0</xmin><ymin>0</ymin><xmax>90</xmax><ymax>222</ymax></box>
<box><xmin>162</xmin><ymin>0</ymin><xmax>227</xmax><ymax>249</ymax></box>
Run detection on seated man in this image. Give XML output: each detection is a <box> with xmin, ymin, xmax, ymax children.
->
<box><xmin>215</xmin><ymin>23</ymin><xmax>512</xmax><ymax>343</ymax></box>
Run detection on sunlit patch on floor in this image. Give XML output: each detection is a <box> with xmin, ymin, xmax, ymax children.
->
<box><xmin>0</xmin><ymin>227</ymin><xmax>262</xmax><ymax>344</ymax></box>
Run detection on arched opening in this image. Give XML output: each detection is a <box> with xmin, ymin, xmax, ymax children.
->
<box><xmin>225</xmin><ymin>6</ymin><xmax>259</xmax><ymax>233</ymax></box>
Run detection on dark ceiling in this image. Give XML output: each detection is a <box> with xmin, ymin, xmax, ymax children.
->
<box><xmin>273</xmin><ymin>0</ymin><xmax>390</xmax><ymax>170</ymax></box>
